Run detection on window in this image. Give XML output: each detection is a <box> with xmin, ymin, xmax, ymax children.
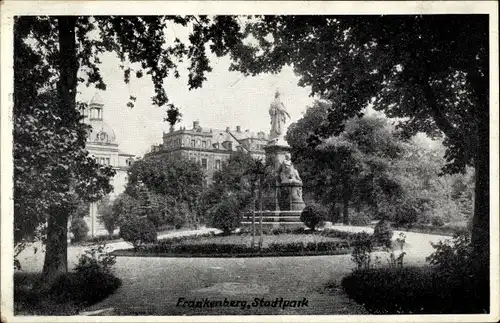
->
<box><xmin>106</xmin><ymin>158</ymin><xmax>110</xmax><ymax>165</ymax></box>
<box><xmin>191</xmin><ymin>139</ymin><xmax>196</xmax><ymax>147</ymax></box>
<box><xmin>202</xmin><ymin>141</ymin><xmax>207</xmax><ymax>148</ymax></box>
<box><xmin>215</xmin><ymin>159</ymin><xmax>221</xmax><ymax>170</ymax></box>
<box><xmin>201</xmin><ymin>158</ymin><xmax>208</xmax><ymax>169</ymax></box>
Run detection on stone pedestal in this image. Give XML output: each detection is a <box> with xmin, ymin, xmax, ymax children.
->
<box><xmin>264</xmin><ymin>139</ymin><xmax>306</xmax><ymax>213</ymax></box>
<box><xmin>278</xmin><ymin>183</ymin><xmax>306</xmax><ymax>211</ymax></box>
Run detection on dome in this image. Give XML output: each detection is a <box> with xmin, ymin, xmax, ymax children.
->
<box><xmin>88</xmin><ymin>119</ymin><xmax>117</xmax><ymax>144</ymax></box>
<box><xmin>90</xmin><ymin>92</ymin><xmax>105</xmax><ymax>106</ymax></box>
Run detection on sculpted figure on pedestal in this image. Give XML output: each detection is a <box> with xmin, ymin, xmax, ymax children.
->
<box><xmin>278</xmin><ymin>153</ymin><xmax>302</xmax><ymax>185</ymax></box>
<box><xmin>269</xmin><ymin>89</ymin><xmax>290</xmax><ymax>144</ymax></box>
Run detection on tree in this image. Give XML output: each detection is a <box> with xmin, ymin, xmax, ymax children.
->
<box><xmin>227</xmin><ymin>15</ymin><xmax>489</xmax><ymax>272</ymax></box>
<box><xmin>287</xmin><ymin>101</ymin><xmax>407</xmax><ymax>224</ymax></box>
<box><xmin>13</xmin><ymin>89</ymin><xmax>114</xmax><ymax>280</ymax></box>
<box><xmin>243</xmin><ymin>158</ymin><xmax>274</xmax><ymax>249</ymax></box>
<box><xmin>14</xmin><ymin>15</ymin><xmax>243</xmax><ymax>281</ymax></box>
<box><xmin>97</xmin><ymin>196</ymin><xmax>118</xmax><ymax>235</ymax></box>
<box><xmin>126</xmin><ymin>156</ymin><xmax>205</xmax><ymax>214</ymax></box>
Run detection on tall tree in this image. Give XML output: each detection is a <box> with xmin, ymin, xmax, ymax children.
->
<box><xmin>14</xmin><ymin>15</ymin><xmax>242</xmax><ymax>280</ymax></box>
<box><xmin>287</xmin><ymin>101</ymin><xmax>407</xmax><ymax>224</ymax></box>
<box><xmin>227</xmin><ymin>15</ymin><xmax>489</xmax><ymax>272</ymax></box>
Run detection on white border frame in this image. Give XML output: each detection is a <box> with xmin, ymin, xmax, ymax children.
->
<box><xmin>1</xmin><ymin>1</ymin><xmax>498</xmax><ymax>323</ymax></box>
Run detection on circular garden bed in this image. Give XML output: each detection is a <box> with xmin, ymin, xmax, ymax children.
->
<box><xmin>112</xmin><ymin>228</ymin><xmax>385</xmax><ymax>258</ymax></box>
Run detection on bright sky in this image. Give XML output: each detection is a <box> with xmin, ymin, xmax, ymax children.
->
<box><xmin>76</xmin><ymin>21</ymin><xmax>316</xmax><ymax>157</ymax></box>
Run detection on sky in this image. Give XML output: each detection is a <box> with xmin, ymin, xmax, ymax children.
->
<box><xmin>75</xmin><ymin>19</ymin><xmax>438</xmax><ymax>157</ymax></box>
<box><xmin>76</xmin><ymin>21</ymin><xmax>316</xmax><ymax>157</ymax></box>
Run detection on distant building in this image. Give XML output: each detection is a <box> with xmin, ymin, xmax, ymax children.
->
<box><xmin>82</xmin><ymin>92</ymin><xmax>135</xmax><ymax>236</ymax></box>
<box><xmin>145</xmin><ymin>121</ymin><xmax>269</xmax><ymax>185</ymax></box>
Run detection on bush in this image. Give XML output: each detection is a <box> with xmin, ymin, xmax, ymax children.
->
<box><xmin>300</xmin><ymin>203</ymin><xmax>327</xmax><ymax>231</ymax></box>
<box><xmin>75</xmin><ymin>244</ymin><xmax>116</xmax><ymax>276</ymax></box>
<box><xmin>49</xmin><ymin>271</ymin><xmax>121</xmax><ymax>307</ymax></box>
<box><xmin>119</xmin><ymin>217</ymin><xmax>157</xmax><ymax>249</ymax></box>
<box><xmin>351</xmin><ymin>232</ymin><xmax>373</xmax><ymax>270</ymax></box>
<box><xmin>342</xmin><ymin>266</ymin><xmax>488</xmax><ymax>314</ymax></box>
<box><xmin>70</xmin><ymin>217</ymin><xmax>89</xmax><ymax>242</ymax></box>
<box><xmin>211</xmin><ymin>196</ymin><xmax>242</xmax><ymax>234</ymax></box>
<box><xmin>48</xmin><ymin>243</ymin><xmax>121</xmax><ymax>307</ymax></box>
<box><xmin>431</xmin><ymin>216</ymin><xmax>445</xmax><ymax>227</ymax></box>
<box><xmin>393</xmin><ymin>198</ymin><xmax>431</xmax><ymax>228</ymax></box>
<box><xmin>373</xmin><ymin>220</ymin><xmax>393</xmax><ymax>248</ymax></box>
<box><xmin>350</xmin><ymin>212</ymin><xmax>371</xmax><ymax>226</ymax></box>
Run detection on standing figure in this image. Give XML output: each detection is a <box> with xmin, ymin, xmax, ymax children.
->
<box><xmin>269</xmin><ymin>89</ymin><xmax>290</xmax><ymax>143</ymax></box>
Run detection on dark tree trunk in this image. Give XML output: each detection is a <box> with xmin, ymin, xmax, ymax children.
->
<box><xmin>342</xmin><ymin>198</ymin><xmax>349</xmax><ymax>225</ymax></box>
<box><xmin>258</xmin><ymin>178</ymin><xmax>264</xmax><ymax>249</ymax></box>
<box><xmin>42</xmin><ymin>207</ymin><xmax>69</xmax><ymax>280</ymax></box>
<box><xmin>470</xmin><ymin>74</ymin><xmax>489</xmax><ymax>279</ymax></box>
<box><xmin>41</xmin><ymin>16</ymin><xmax>78</xmax><ymax>283</ymax></box>
<box><xmin>342</xmin><ymin>179</ymin><xmax>350</xmax><ymax>225</ymax></box>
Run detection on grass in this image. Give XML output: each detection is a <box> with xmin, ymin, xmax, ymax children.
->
<box><xmin>341</xmin><ymin>266</ymin><xmax>489</xmax><ymax>314</ymax></box>
<box><xmin>112</xmin><ymin>232</ymin><xmax>351</xmax><ymax>257</ymax></box>
<box><xmin>179</xmin><ymin>233</ymin><xmax>343</xmax><ymax>248</ymax></box>
<box><xmin>14</xmin><ymin>271</ymin><xmax>122</xmax><ymax>315</ymax></box>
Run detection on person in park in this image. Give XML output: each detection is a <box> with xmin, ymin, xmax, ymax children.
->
<box><xmin>269</xmin><ymin>89</ymin><xmax>291</xmax><ymax>143</ymax></box>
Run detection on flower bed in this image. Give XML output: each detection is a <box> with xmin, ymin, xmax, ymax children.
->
<box><xmin>112</xmin><ymin>231</ymin><xmax>351</xmax><ymax>257</ymax></box>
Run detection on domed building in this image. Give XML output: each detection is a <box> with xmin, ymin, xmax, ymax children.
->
<box><xmin>82</xmin><ymin>92</ymin><xmax>135</xmax><ymax>237</ymax></box>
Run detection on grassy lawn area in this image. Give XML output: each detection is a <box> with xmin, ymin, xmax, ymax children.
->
<box><xmin>180</xmin><ymin>233</ymin><xmax>344</xmax><ymax>248</ymax></box>
<box><xmin>112</xmin><ymin>231</ymin><xmax>352</xmax><ymax>257</ymax></box>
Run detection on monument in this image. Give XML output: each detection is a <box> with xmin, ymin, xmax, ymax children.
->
<box><xmin>265</xmin><ymin>89</ymin><xmax>306</xmax><ymax>212</ymax></box>
<box><xmin>242</xmin><ymin>90</ymin><xmax>306</xmax><ymax>229</ymax></box>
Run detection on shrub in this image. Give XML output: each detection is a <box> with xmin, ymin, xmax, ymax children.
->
<box><xmin>393</xmin><ymin>198</ymin><xmax>431</xmax><ymax>228</ymax></box>
<box><xmin>211</xmin><ymin>196</ymin><xmax>242</xmax><ymax>234</ymax></box>
<box><xmin>119</xmin><ymin>217</ymin><xmax>157</xmax><ymax>249</ymax></box>
<box><xmin>70</xmin><ymin>217</ymin><xmax>89</xmax><ymax>242</ymax></box>
<box><xmin>350</xmin><ymin>212</ymin><xmax>371</xmax><ymax>226</ymax></box>
<box><xmin>300</xmin><ymin>203</ymin><xmax>327</xmax><ymax>231</ymax></box>
<box><xmin>431</xmin><ymin>216</ymin><xmax>445</xmax><ymax>227</ymax></box>
<box><xmin>426</xmin><ymin>230</ymin><xmax>474</xmax><ymax>277</ymax></box>
<box><xmin>351</xmin><ymin>232</ymin><xmax>373</xmax><ymax>270</ymax></box>
<box><xmin>75</xmin><ymin>244</ymin><xmax>116</xmax><ymax>276</ymax></box>
<box><xmin>342</xmin><ymin>266</ymin><xmax>487</xmax><ymax>314</ymax></box>
<box><xmin>373</xmin><ymin>220</ymin><xmax>393</xmax><ymax>248</ymax></box>
<box><xmin>49</xmin><ymin>271</ymin><xmax>121</xmax><ymax>307</ymax></box>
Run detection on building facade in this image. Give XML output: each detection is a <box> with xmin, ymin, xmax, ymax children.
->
<box><xmin>145</xmin><ymin>121</ymin><xmax>269</xmax><ymax>185</ymax></box>
<box><xmin>82</xmin><ymin>93</ymin><xmax>135</xmax><ymax>236</ymax></box>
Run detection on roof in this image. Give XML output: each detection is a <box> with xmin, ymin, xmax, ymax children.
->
<box><xmin>89</xmin><ymin>92</ymin><xmax>105</xmax><ymax>106</ymax></box>
<box><xmin>87</xmin><ymin>120</ymin><xmax>117</xmax><ymax>144</ymax></box>
<box><xmin>118</xmin><ymin>150</ymin><xmax>135</xmax><ymax>157</ymax></box>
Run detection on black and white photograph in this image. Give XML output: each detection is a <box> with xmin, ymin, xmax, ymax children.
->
<box><xmin>1</xmin><ymin>1</ymin><xmax>498</xmax><ymax>322</ymax></box>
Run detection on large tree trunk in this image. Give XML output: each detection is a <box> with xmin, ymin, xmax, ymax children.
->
<box><xmin>258</xmin><ymin>179</ymin><xmax>264</xmax><ymax>249</ymax></box>
<box><xmin>41</xmin><ymin>16</ymin><xmax>78</xmax><ymax>283</ymax></box>
<box><xmin>471</xmin><ymin>78</ymin><xmax>489</xmax><ymax>279</ymax></box>
<box><xmin>42</xmin><ymin>207</ymin><xmax>69</xmax><ymax>281</ymax></box>
<box><xmin>342</xmin><ymin>179</ymin><xmax>350</xmax><ymax>225</ymax></box>
<box><xmin>342</xmin><ymin>198</ymin><xmax>349</xmax><ymax>225</ymax></box>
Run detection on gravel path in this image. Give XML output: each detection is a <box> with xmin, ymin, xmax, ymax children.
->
<box><xmin>16</xmin><ymin>228</ymin><xmax>219</xmax><ymax>273</ymax></box>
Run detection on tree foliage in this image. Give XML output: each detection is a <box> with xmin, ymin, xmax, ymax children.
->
<box><xmin>228</xmin><ymin>15</ymin><xmax>488</xmax><ymax>267</ymax></box>
<box><xmin>14</xmin><ymin>15</ymin><xmax>243</xmax><ymax>278</ymax></box>
<box><xmin>126</xmin><ymin>156</ymin><xmax>204</xmax><ymax>210</ymax></box>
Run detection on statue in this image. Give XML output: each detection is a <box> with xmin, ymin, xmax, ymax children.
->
<box><xmin>269</xmin><ymin>89</ymin><xmax>290</xmax><ymax>143</ymax></box>
<box><xmin>277</xmin><ymin>153</ymin><xmax>305</xmax><ymax>211</ymax></box>
<box><xmin>278</xmin><ymin>153</ymin><xmax>302</xmax><ymax>185</ymax></box>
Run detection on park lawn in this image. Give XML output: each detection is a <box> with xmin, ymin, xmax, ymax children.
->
<box><xmin>179</xmin><ymin>233</ymin><xmax>344</xmax><ymax>248</ymax></box>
